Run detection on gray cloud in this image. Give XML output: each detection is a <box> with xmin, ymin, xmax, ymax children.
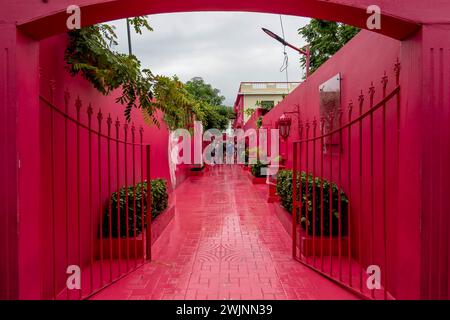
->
<box><xmin>110</xmin><ymin>12</ymin><xmax>310</xmax><ymax>105</ymax></box>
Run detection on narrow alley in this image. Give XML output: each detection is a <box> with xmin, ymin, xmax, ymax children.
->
<box><xmin>92</xmin><ymin>165</ymin><xmax>357</xmax><ymax>300</ymax></box>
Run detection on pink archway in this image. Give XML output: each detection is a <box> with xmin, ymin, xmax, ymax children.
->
<box><xmin>1</xmin><ymin>0</ymin><xmax>450</xmax><ymax>300</ymax></box>
<box><xmin>8</xmin><ymin>0</ymin><xmax>428</xmax><ymax>40</ymax></box>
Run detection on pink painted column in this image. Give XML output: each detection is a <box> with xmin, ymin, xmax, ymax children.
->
<box><xmin>416</xmin><ymin>25</ymin><xmax>450</xmax><ymax>300</ymax></box>
<box><xmin>0</xmin><ymin>25</ymin><xmax>41</xmax><ymax>299</ymax></box>
<box><xmin>395</xmin><ymin>24</ymin><xmax>450</xmax><ymax>300</ymax></box>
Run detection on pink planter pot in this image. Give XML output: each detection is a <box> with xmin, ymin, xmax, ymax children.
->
<box><xmin>245</xmin><ymin>170</ymin><xmax>267</xmax><ymax>184</ymax></box>
<box><xmin>189</xmin><ymin>170</ymin><xmax>205</xmax><ymax>177</ymax></box>
<box><xmin>272</xmin><ymin>202</ymin><xmax>348</xmax><ymax>257</ymax></box>
<box><xmin>300</xmin><ymin>235</ymin><xmax>349</xmax><ymax>257</ymax></box>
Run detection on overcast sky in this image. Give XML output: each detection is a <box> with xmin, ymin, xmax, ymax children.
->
<box><xmin>109</xmin><ymin>12</ymin><xmax>310</xmax><ymax>106</ymax></box>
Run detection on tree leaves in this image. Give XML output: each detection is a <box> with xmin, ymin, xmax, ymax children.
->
<box><xmin>65</xmin><ymin>18</ymin><xmax>233</xmax><ymax>131</ymax></box>
<box><xmin>65</xmin><ymin>20</ymin><xmax>156</xmax><ymax>122</ymax></box>
<box><xmin>298</xmin><ymin>19</ymin><xmax>359</xmax><ymax>76</ymax></box>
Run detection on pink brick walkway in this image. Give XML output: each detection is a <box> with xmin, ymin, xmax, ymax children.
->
<box><xmin>92</xmin><ymin>165</ymin><xmax>358</xmax><ymax>300</ymax></box>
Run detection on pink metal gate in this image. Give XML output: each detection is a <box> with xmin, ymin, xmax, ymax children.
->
<box><xmin>292</xmin><ymin>62</ymin><xmax>401</xmax><ymax>300</ymax></box>
<box><xmin>39</xmin><ymin>80</ymin><xmax>152</xmax><ymax>300</ymax></box>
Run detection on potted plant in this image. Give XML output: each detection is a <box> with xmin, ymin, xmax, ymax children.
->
<box><xmin>276</xmin><ymin>169</ymin><xmax>349</xmax><ymax>256</ymax></box>
<box><xmin>101</xmin><ymin>179</ymin><xmax>171</xmax><ymax>259</ymax></box>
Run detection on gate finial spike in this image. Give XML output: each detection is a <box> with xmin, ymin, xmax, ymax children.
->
<box><xmin>394</xmin><ymin>59</ymin><xmax>401</xmax><ymax>85</ymax></box>
<box><xmin>87</xmin><ymin>103</ymin><xmax>93</xmax><ymax>116</ymax></box>
<box><xmin>382</xmin><ymin>72</ymin><xmax>389</xmax><ymax>89</ymax></box>
<box><xmin>97</xmin><ymin>109</ymin><xmax>103</xmax><ymax>122</ymax></box>
<box><xmin>75</xmin><ymin>96</ymin><xmax>82</xmax><ymax>112</ymax></box>
<box><xmin>358</xmin><ymin>91</ymin><xmax>365</xmax><ymax>113</ymax></box>
<box><xmin>369</xmin><ymin>82</ymin><xmax>376</xmax><ymax>97</ymax></box>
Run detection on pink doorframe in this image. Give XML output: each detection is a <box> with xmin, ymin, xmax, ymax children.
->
<box><xmin>1</xmin><ymin>0</ymin><xmax>449</xmax><ymax>300</ymax></box>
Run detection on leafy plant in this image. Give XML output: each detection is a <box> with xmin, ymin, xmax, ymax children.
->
<box><xmin>298</xmin><ymin>19</ymin><xmax>359</xmax><ymax>76</ymax></box>
<box><xmin>184</xmin><ymin>77</ymin><xmax>234</xmax><ymax>131</ymax></box>
<box><xmin>185</xmin><ymin>77</ymin><xmax>226</xmax><ymax>107</ymax></box>
<box><xmin>102</xmin><ymin>179</ymin><xmax>169</xmax><ymax>238</ymax></box>
<box><xmin>256</xmin><ymin>100</ymin><xmax>275</xmax><ymax>115</ymax></box>
<box><xmin>65</xmin><ymin>19</ymin><xmax>160</xmax><ymax>123</ymax></box>
<box><xmin>243</xmin><ymin>108</ymin><xmax>253</xmax><ymax>117</ymax></box>
<box><xmin>251</xmin><ymin>160</ymin><xmax>269</xmax><ymax>178</ymax></box>
<box><xmin>256</xmin><ymin>116</ymin><xmax>263</xmax><ymax>129</ymax></box>
<box><xmin>276</xmin><ymin>169</ymin><xmax>348</xmax><ymax>236</ymax></box>
<box><xmin>148</xmin><ymin>75</ymin><xmax>205</xmax><ymax>130</ymax></box>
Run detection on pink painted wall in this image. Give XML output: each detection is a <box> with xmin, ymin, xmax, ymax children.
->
<box><xmin>243</xmin><ymin>108</ymin><xmax>263</xmax><ymax>132</ymax></box>
<box><xmin>260</xmin><ymin>30</ymin><xmax>420</xmax><ymax>299</ymax></box>
<box><xmin>233</xmin><ymin>94</ymin><xmax>244</xmax><ymax>129</ymax></box>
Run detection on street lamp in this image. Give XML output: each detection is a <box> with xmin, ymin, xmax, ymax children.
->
<box><xmin>277</xmin><ymin>114</ymin><xmax>292</xmax><ymax>141</ymax></box>
<box><xmin>276</xmin><ymin>114</ymin><xmax>292</xmax><ymax>166</ymax></box>
<box><xmin>262</xmin><ymin>27</ymin><xmax>311</xmax><ymax>78</ymax></box>
<box><xmin>283</xmin><ymin>103</ymin><xmax>301</xmax><ymax>138</ymax></box>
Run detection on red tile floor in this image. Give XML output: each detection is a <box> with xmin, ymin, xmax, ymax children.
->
<box><xmin>92</xmin><ymin>165</ymin><xmax>358</xmax><ymax>300</ymax></box>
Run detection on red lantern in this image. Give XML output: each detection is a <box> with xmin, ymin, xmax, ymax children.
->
<box><xmin>277</xmin><ymin>114</ymin><xmax>292</xmax><ymax>140</ymax></box>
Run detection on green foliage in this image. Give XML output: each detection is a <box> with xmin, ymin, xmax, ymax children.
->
<box><xmin>185</xmin><ymin>77</ymin><xmax>234</xmax><ymax>131</ymax></box>
<box><xmin>102</xmin><ymin>179</ymin><xmax>169</xmax><ymax>238</ymax></box>
<box><xmin>65</xmin><ymin>19</ymin><xmax>158</xmax><ymax>123</ymax></box>
<box><xmin>185</xmin><ymin>77</ymin><xmax>226</xmax><ymax>106</ymax></box>
<box><xmin>251</xmin><ymin>160</ymin><xmax>268</xmax><ymax>178</ymax></box>
<box><xmin>276</xmin><ymin>169</ymin><xmax>348</xmax><ymax>236</ymax></box>
<box><xmin>148</xmin><ymin>75</ymin><xmax>205</xmax><ymax>131</ymax></box>
<box><xmin>65</xmin><ymin>20</ymin><xmax>232</xmax><ymax>131</ymax></box>
<box><xmin>298</xmin><ymin>19</ymin><xmax>359</xmax><ymax>75</ymax></box>
<box><xmin>256</xmin><ymin>100</ymin><xmax>275</xmax><ymax>113</ymax></box>
<box><xmin>128</xmin><ymin>17</ymin><xmax>153</xmax><ymax>34</ymax></box>
<box><xmin>256</xmin><ymin>116</ymin><xmax>263</xmax><ymax>129</ymax></box>
<box><xmin>244</xmin><ymin>108</ymin><xmax>256</xmax><ymax>118</ymax></box>
<box><xmin>200</xmin><ymin>104</ymin><xmax>235</xmax><ymax>131</ymax></box>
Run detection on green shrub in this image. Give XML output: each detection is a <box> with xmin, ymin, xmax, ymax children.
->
<box><xmin>256</xmin><ymin>116</ymin><xmax>263</xmax><ymax>129</ymax></box>
<box><xmin>102</xmin><ymin>179</ymin><xmax>169</xmax><ymax>238</ymax></box>
<box><xmin>276</xmin><ymin>169</ymin><xmax>348</xmax><ymax>236</ymax></box>
<box><xmin>251</xmin><ymin>160</ymin><xmax>268</xmax><ymax>178</ymax></box>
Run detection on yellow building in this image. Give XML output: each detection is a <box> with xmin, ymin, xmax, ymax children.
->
<box><xmin>233</xmin><ymin>82</ymin><xmax>300</xmax><ymax>127</ymax></box>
